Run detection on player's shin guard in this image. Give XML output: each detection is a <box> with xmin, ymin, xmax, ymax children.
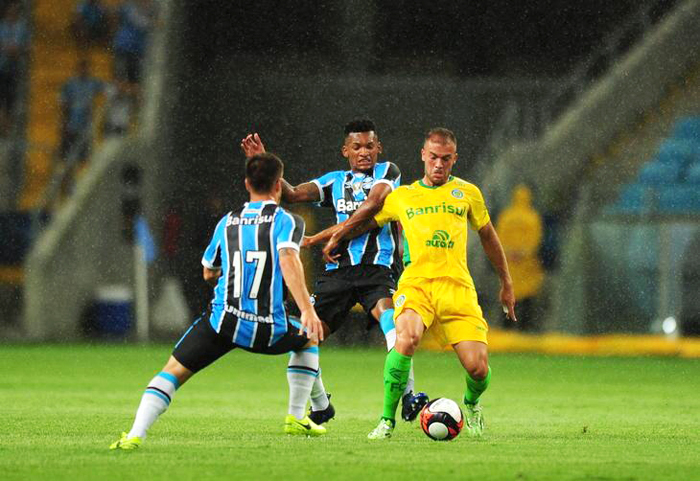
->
<box><xmin>464</xmin><ymin>366</ymin><xmax>491</xmax><ymax>405</ymax></box>
<box><xmin>128</xmin><ymin>372</ymin><xmax>180</xmax><ymax>439</ymax></box>
<box><xmin>380</xmin><ymin>309</ymin><xmax>415</xmax><ymax>395</ymax></box>
<box><xmin>382</xmin><ymin>349</ymin><xmax>412</xmax><ymax>423</ymax></box>
<box><xmin>287</xmin><ymin>346</ymin><xmax>320</xmax><ymax>419</ymax></box>
<box><xmin>310</xmin><ymin>368</ymin><xmax>329</xmax><ymax>411</ymax></box>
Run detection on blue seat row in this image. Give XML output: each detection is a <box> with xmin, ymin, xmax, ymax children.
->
<box><xmin>607</xmin><ymin>115</ymin><xmax>700</xmax><ymax>215</ymax></box>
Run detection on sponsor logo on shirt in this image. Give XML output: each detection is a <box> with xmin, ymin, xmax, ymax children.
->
<box><xmin>336</xmin><ymin>198</ymin><xmax>364</xmax><ymax>213</ymax></box>
<box><xmin>425</xmin><ymin>230</ymin><xmax>454</xmax><ymax>249</ymax></box>
<box><xmin>405</xmin><ymin>202</ymin><xmax>465</xmax><ymax>219</ymax></box>
<box><xmin>225</xmin><ymin>304</ymin><xmax>274</xmax><ymax>323</ymax></box>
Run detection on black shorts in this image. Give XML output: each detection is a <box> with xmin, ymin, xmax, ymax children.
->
<box><xmin>172</xmin><ymin>312</ymin><xmax>310</xmax><ymax>373</ymax></box>
<box><xmin>312</xmin><ymin>264</ymin><xmax>396</xmax><ymax>333</ymax></box>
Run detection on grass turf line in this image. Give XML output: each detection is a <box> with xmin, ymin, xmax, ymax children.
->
<box><xmin>0</xmin><ymin>345</ymin><xmax>699</xmax><ymax>480</ymax></box>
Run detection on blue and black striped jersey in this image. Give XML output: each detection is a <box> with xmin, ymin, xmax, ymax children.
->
<box><xmin>201</xmin><ymin>201</ymin><xmax>305</xmax><ymax>347</ymax></box>
<box><xmin>311</xmin><ymin>161</ymin><xmax>401</xmax><ymax>271</ymax></box>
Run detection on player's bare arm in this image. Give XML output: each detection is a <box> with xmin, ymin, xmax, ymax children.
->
<box><xmin>477</xmin><ymin>222</ymin><xmax>517</xmax><ymax>322</ymax></box>
<box><xmin>202</xmin><ymin>266</ymin><xmax>221</xmax><ymax>286</ymax></box>
<box><xmin>240</xmin><ymin>133</ymin><xmax>321</xmax><ymax>204</ymax></box>
<box><xmin>319</xmin><ymin>181</ymin><xmax>391</xmax><ymax>260</ymax></box>
<box><xmin>280</xmin><ymin>179</ymin><xmax>321</xmax><ymax>204</ymax></box>
<box><xmin>322</xmin><ymin>217</ymin><xmax>379</xmax><ymax>264</ymax></box>
<box><xmin>278</xmin><ymin>247</ymin><xmax>324</xmax><ymax>342</ymax></box>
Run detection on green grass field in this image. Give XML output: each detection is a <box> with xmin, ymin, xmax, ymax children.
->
<box><xmin>1</xmin><ymin>345</ymin><xmax>699</xmax><ymax>480</ymax></box>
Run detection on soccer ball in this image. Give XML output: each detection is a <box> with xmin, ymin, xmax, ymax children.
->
<box><xmin>419</xmin><ymin>398</ymin><xmax>464</xmax><ymax>441</ymax></box>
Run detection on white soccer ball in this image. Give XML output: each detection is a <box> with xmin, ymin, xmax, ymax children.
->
<box><xmin>419</xmin><ymin>397</ymin><xmax>464</xmax><ymax>441</ymax></box>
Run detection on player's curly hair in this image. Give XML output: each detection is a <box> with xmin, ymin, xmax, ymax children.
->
<box><xmin>245</xmin><ymin>152</ymin><xmax>284</xmax><ymax>193</ymax></box>
<box><xmin>344</xmin><ymin>119</ymin><xmax>377</xmax><ymax>137</ymax></box>
<box><xmin>425</xmin><ymin>127</ymin><xmax>457</xmax><ymax>147</ymax></box>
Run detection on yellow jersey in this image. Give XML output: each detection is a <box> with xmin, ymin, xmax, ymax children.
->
<box><xmin>374</xmin><ymin>176</ymin><xmax>490</xmax><ymax>288</ymax></box>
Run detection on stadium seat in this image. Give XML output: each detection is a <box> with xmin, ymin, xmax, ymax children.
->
<box><xmin>656</xmin><ymin>139</ymin><xmax>700</xmax><ymax>167</ymax></box>
<box><xmin>672</xmin><ymin>116</ymin><xmax>700</xmax><ymax>142</ymax></box>
<box><xmin>638</xmin><ymin>161</ymin><xmax>681</xmax><ymax>184</ymax></box>
<box><xmin>656</xmin><ymin>185</ymin><xmax>700</xmax><ymax>213</ymax></box>
<box><xmin>613</xmin><ymin>183</ymin><xmax>656</xmax><ymax>213</ymax></box>
<box><xmin>686</xmin><ymin>163</ymin><xmax>700</xmax><ymax>184</ymax></box>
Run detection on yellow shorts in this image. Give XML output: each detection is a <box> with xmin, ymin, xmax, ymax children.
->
<box><xmin>393</xmin><ymin>277</ymin><xmax>488</xmax><ymax>346</ymax></box>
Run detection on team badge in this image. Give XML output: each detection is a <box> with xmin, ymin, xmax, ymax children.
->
<box><xmin>395</xmin><ymin>294</ymin><xmax>406</xmax><ymax>307</ymax></box>
<box><xmin>451</xmin><ymin>189</ymin><xmax>464</xmax><ymax>199</ymax></box>
<box><xmin>310</xmin><ymin>295</ymin><xmax>316</xmax><ymax>305</ymax></box>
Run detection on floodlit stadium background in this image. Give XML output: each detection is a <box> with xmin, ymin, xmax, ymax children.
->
<box><xmin>1</xmin><ymin>0</ymin><xmax>699</xmax><ymax>356</ymax></box>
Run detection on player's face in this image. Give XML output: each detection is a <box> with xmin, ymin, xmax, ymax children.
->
<box><xmin>342</xmin><ymin>131</ymin><xmax>382</xmax><ymax>174</ymax></box>
<box><xmin>421</xmin><ymin>138</ymin><xmax>458</xmax><ymax>186</ymax></box>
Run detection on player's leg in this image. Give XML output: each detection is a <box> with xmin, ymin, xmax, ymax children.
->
<box><xmin>368</xmin><ymin>308</ymin><xmax>425</xmax><ymax>439</ymax></box>
<box><xmin>263</xmin><ymin>319</ymin><xmax>327</xmax><ymax>436</ymax></box>
<box><xmin>453</xmin><ymin>340</ymin><xmax>490</xmax><ymax>437</ymax></box>
<box><xmin>371</xmin><ymin>297</ymin><xmax>427</xmax><ymax>421</ymax></box>
<box><xmin>303</xmin><ymin>274</ymin><xmax>354</xmax><ymax>423</ymax></box>
<box><xmin>111</xmin><ymin>316</ymin><xmax>233</xmax><ymax>450</ymax></box>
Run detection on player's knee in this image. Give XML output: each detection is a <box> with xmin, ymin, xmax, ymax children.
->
<box><xmin>467</xmin><ymin>362</ymin><xmax>488</xmax><ymax>381</ymax></box>
<box><xmin>396</xmin><ymin>329</ymin><xmax>420</xmax><ymax>351</ymax></box>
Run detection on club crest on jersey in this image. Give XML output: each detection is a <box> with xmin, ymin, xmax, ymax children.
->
<box><xmin>451</xmin><ymin>189</ymin><xmax>464</xmax><ymax>199</ymax></box>
<box><xmin>395</xmin><ymin>294</ymin><xmax>406</xmax><ymax>307</ymax></box>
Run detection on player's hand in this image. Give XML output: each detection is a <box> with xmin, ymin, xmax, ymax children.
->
<box><xmin>500</xmin><ymin>280</ymin><xmax>517</xmax><ymax>322</ymax></box>
<box><xmin>322</xmin><ymin>235</ymin><xmax>341</xmax><ymax>264</ymax></box>
<box><xmin>240</xmin><ymin>133</ymin><xmax>266</xmax><ymax>158</ymax></box>
<box><xmin>300</xmin><ymin>235</ymin><xmax>315</xmax><ymax>248</ymax></box>
<box><xmin>300</xmin><ymin>308</ymin><xmax>324</xmax><ymax>343</ymax></box>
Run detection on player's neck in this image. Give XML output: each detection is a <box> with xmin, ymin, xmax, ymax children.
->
<box><xmin>421</xmin><ymin>175</ymin><xmax>452</xmax><ymax>187</ymax></box>
<box><xmin>248</xmin><ymin>193</ymin><xmax>277</xmax><ymax>204</ymax></box>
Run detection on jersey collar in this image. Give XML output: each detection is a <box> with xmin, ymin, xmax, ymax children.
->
<box><xmin>418</xmin><ymin>175</ymin><xmax>454</xmax><ymax>189</ymax></box>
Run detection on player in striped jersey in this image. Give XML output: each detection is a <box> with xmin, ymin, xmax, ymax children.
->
<box><xmin>241</xmin><ymin>120</ymin><xmax>428</xmax><ymax>425</ymax></box>
<box><xmin>110</xmin><ymin>153</ymin><xmax>327</xmax><ymax>450</ymax></box>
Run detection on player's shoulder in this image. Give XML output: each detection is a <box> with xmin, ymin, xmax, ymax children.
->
<box><xmin>274</xmin><ymin>206</ymin><xmax>305</xmax><ymax>226</ymax></box>
<box><xmin>374</xmin><ymin>161</ymin><xmax>400</xmax><ymax>174</ymax></box>
<box><xmin>315</xmin><ymin>169</ymin><xmax>347</xmax><ymax>183</ymax></box>
<box><xmin>451</xmin><ymin>177</ymin><xmax>483</xmax><ymax>195</ymax></box>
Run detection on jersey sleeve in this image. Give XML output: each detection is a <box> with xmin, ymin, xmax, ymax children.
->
<box><xmin>467</xmin><ymin>184</ymin><xmax>491</xmax><ymax>231</ymax></box>
<box><xmin>310</xmin><ymin>171</ymin><xmax>337</xmax><ymax>208</ymax></box>
<box><xmin>374</xmin><ymin>188</ymin><xmax>401</xmax><ymax>227</ymax></box>
<box><xmin>374</xmin><ymin>162</ymin><xmax>401</xmax><ymax>191</ymax></box>
<box><xmin>275</xmin><ymin>211</ymin><xmax>306</xmax><ymax>251</ymax></box>
<box><xmin>201</xmin><ymin>214</ymin><xmax>228</xmax><ymax>269</ymax></box>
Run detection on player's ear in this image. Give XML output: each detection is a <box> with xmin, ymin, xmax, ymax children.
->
<box><xmin>341</xmin><ymin>143</ymin><xmax>349</xmax><ymax>159</ymax></box>
<box><xmin>377</xmin><ymin>141</ymin><xmax>383</xmax><ymax>154</ymax></box>
<box><xmin>244</xmin><ymin>178</ymin><xmax>252</xmax><ymax>194</ymax></box>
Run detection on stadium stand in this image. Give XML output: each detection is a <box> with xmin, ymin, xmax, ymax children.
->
<box><xmin>608</xmin><ymin>117</ymin><xmax>700</xmax><ymax>214</ymax></box>
<box><xmin>476</xmin><ymin>0</ymin><xmax>700</xmax><ymax>335</ymax></box>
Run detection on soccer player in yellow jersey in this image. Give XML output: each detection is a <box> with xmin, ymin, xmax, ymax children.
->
<box><xmin>322</xmin><ymin>128</ymin><xmax>516</xmax><ymax>439</ymax></box>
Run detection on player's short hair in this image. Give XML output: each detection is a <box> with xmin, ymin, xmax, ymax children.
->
<box><xmin>245</xmin><ymin>153</ymin><xmax>284</xmax><ymax>193</ymax></box>
<box><xmin>344</xmin><ymin>119</ymin><xmax>377</xmax><ymax>137</ymax></box>
<box><xmin>425</xmin><ymin>127</ymin><xmax>457</xmax><ymax>148</ymax></box>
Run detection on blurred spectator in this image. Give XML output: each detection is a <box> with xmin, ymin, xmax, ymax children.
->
<box><xmin>59</xmin><ymin>58</ymin><xmax>106</xmax><ymax>165</ymax></box>
<box><xmin>112</xmin><ymin>0</ymin><xmax>156</xmax><ymax>86</ymax></box>
<box><xmin>496</xmin><ymin>184</ymin><xmax>545</xmax><ymax>332</ymax></box>
<box><xmin>0</xmin><ymin>1</ymin><xmax>29</xmax><ymax>136</ymax></box>
<box><xmin>71</xmin><ymin>0</ymin><xmax>110</xmax><ymax>50</ymax></box>
<box><xmin>102</xmin><ymin>81</ymin><xmax>136</xmax><ymax>138</ymax></box>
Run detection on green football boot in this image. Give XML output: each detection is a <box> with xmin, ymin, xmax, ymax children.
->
<box><xmin>284</xmin><ymin>415</ymin><xmax>327</xmax><ymax>436</ymax></box>
<box><xmin>109</xmin><ymin>432</ymin><xmax>142</xmax><ymax>450</ymax></box>
<box><xmin>367</xmin><ymin>418</ymin><xmax>394</xmax><ymax>440</ymax></box>
<box><xmin>464</xmin><ymin>403</ymin><xmax>484</xmax><ymax>437</ymax></box>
